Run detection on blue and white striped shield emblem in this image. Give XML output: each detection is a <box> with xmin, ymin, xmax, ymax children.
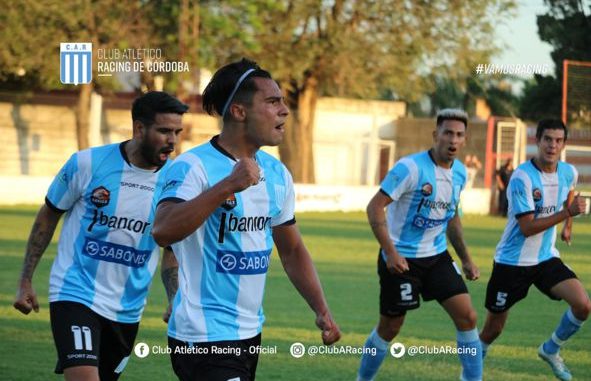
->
<box><xmin>60</xmin><ymin>42</ymin><xmax>92</xmax><ymax>85</ymax></box>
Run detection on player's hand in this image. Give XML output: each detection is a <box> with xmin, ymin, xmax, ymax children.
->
<box><xmin>462</xmin><ymin>260</ymin><xmax>480</xmax><ymax>281</ymax></box>
<box><xmin>13</xmin><ymin>279</ymin><xmax>40</xmax><ymax>314</ymax></box>
<box><xmin>162</xmin><ymin>304</ymin><xmax>172</xmax><ymax>323</ymax></box>
<box><xmin>227</xmin><ymin>158</ymin><xmax>260</xmax><ymax>192</ymax></box>
<box><xmin>560</xmin><ymin>225</ymin><xmax>572</xmax><ymax>246</ymax></box>
<box><xmin>386</xmin><ymin>253</ymin><xmax>409</xmax><ymax>274</ymax></box>
<box><xmin>315</xmin><ymin>310</ymin><xmax>341</xmax><ymax>345</ymax></box>
<box><xmin>566</xmin><ymin>193</ymin><xmax>586</xmax><ymax>217</ymax></box>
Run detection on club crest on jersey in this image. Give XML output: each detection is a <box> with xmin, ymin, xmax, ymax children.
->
<box><xmin>222</xmin><ymin>194</ymin><xmax>237</xmax><ymax>211</ymax></box>
<box><xmin>91</xmin><ymin>186</ymin><xmax>110</xmax><ymax>208</ymax></box>
<box><xmin>532</xmin><ymin>188</ymin><xmax>542</xmax><ymax>202</ymax></box>
<box><xmin>421</xmin><ymin>182</ymin><xmax>433</xmax><ymax>196</ymax></box>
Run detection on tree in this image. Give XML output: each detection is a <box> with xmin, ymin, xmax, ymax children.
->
<box><xmin>0</xmin><ymin>0</ymin><xmax>265</xmax><ymax>151</ymax></box>
<box><xmin>144</xmin><ymin>0</ymin><xmax>266</xmax><ymax>96</ymax></box>
<box><xmin>519</xmin><ymin>0</ymin><xmax>591</xmax><ymax>122</ymax></box>
<box><xmin>519</xmin><ymin>74</ymin><xmax>562</xmax><ymax>121</ymax></box>
<box><xmin>202</xmin><ymin>0</ymin><xmax>516</xmax><ymax>183</ymax></box>
<box><xmin>422</xmin><ymin>75</ymin><xmax>519</xmax><ymax>118</ymax></box>
<box><xmin>0</xmin><ymin>0</ymin><xmax>152</xmax><ymax>150</ymax></box>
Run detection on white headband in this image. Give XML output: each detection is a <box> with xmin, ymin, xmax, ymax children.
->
<box><xmin>221</xmin><ymin>68</ymin><xmax>256</xmax><ymax>117</ymax></box>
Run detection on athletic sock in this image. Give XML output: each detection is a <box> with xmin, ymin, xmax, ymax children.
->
<box><xmin>480</xmin><ymin>340</ymin><xmax>489</xmax><ymax>359</ymax></box>
<box><xmin>358</xmin><ymin>328</ymin><xmax>390</xmax><ymax>381</ymax></box>
<box><xmin>543</xmin><ymin>308</ymin><xmax>584</xmax><ymax>355</ymax></box>
<box><xmin>457</xmin><ymin>328</ymin><xmax>482</xmax><ymax>381</ymax></box>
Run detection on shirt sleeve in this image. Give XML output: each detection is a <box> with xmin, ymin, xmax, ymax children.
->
<box><xmin>508</xmin><ymin>173</ymin><xmax>534</xmax><ymax>217</ymax></box>
<box><xmin>158</xmin><ymin>157</ymin><xmax>207</xmax><ymax>204</ymax></box>
<box><xmin>271</xmin><ymin>167</ymin><xmax>295</xmax><ymax>227</ymax></box>
<box><xmin>458</xmin><ymin>163</ymin><xmax>468</xmax><ymax>192</ymax></box>
<box><xmin>46</xmin><ymin>153</ymin><xmax>86</xmax><ymax>212</ymax></box>
<box><xmin>380</xmin><ymin>159</ymin><xmax>417</xmax><ymax>201</ymax></box>
<box><xmin>570</xmin><ymin>165</ymin><xmax>579</xmax><ymax>190</ymax></box>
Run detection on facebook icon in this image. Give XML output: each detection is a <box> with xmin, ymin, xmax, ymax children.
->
<box><xmin>60</xmin><ymin>42</ymin><xmax>92</xmax><ymax>85</ymax></box>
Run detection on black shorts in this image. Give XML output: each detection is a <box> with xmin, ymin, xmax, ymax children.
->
<box><xmin>485</xmin><ymin>257</ymin><xmax>577</xmax><ymax>313</ymax></box>
<box><xmin>169</xmin><ymin>334</ymin><xmax>261</xmax><ymax>381</ymax></box>
<box><xmin>378</xmin><ymin>250</ymin><xmax>468</xmax><ymax>316</ymax></box>
<box><xmin>50</xmin><ymin>301</ymin><xmax>138</xmax><ymax>381</ymax></box>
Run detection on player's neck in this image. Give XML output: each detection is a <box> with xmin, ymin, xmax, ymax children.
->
<box><xmin>218</xmin><ymin>130</ymin><xmax>258</xmax><ymax>160</ymax></box>
<box><xmin>532</xmin><ymin>157</ymin><xmax>557</xmax><ymax>173</ymax></box>
<box><xmin>429</xmin><ymin>148</ymin><xmax>453</xmax><ymax>169</ymax></box>
<box><xmin>125</xmin><ymin>140</ymin><xmax>158</xmax><ymax>170</ymax></box>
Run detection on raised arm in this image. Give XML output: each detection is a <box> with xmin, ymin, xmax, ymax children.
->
<box><xmin>152</xmin><ymin>158</ymin><xmax>259</xmax><ymax>247</ymax></box>
<box><xmin>272</xmin><ymin>224</ymin><xmax>341</xmax><ymax>345</ymax></box>
<box><xmin>517</xmin><ymin>193</ymin><xmax>586</xmax><ymax>238</ymax></box>
<box><xmin>14</xmin><ymin>204</ymin><xmax>63</xmax><ymax>314</ymax></box>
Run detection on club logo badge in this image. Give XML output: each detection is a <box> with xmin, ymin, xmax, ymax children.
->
<box><xmin>222</xmin><ymin>194</ymin><xmax>237</xmax><ymax>210</ymax></box>
<box><xmin>60</xmin><ymin>42</ymin><xmax>92</xmax><ymax>85</ymax></box>
<box><xmin>91</xmin><ymin>186</ymin><xmax>110</xmax><ymax>208</ymax></box>
<box><xmin>532</xmin><ymin>188</ymin><xmax>542</xmax><ymax>202</ymax></box>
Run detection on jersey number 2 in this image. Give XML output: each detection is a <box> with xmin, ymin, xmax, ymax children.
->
<box><xmin>400</xmin><ymin>283</ymin><xmax>413</xmax><ymax>301</ymax></box>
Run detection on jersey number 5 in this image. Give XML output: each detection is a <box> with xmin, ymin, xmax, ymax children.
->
<box><xmin>495</xmin><ymin>292</ymin><xmax>508</xmax><ymax>307</ymax></box>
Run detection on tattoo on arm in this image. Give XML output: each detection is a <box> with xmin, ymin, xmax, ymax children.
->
<box><xmin>21</xmin><ymin>222</ymin><xmax>56</xmax><ymax>281</ymax></box>
<box><xmin>161</xmin><ymin>266</ymin><xmax>179</xmax><ymax>303</ymax></box>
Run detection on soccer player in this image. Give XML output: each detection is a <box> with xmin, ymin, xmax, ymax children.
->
<box><xmin>152</xmin><ymin>58</ymin><xmax>341</xmax><ymax>381</ymax></box>
<box><xmin>13</xmin><ymin>91</ymin><xmax>188</xmax><ymax>381</ymax></box>
<box><xmin>479</xmin><ymin>119</ymin><xmax>589</xmax><ymax>381</ymax></box>
<box><xmin>357</xmin><ymin>109</ymin><xmax>482</xmax><ymax>381</ymax></box>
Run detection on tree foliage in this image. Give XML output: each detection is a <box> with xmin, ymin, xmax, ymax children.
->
<box><xmin>200</xmin><ymin>0</ymin><xmax>516</xmax><ymax>182</ymax></box>
<box><xmin>143</xmin><ymin>0</ymin><xmax>265</xmax><ymax>96</ymax></box>
<box><xmin>519</xmin><ymin>0</ymin><xmax>591</xmax><ymax>123</ymax></box>
<box><xmin>0</xmin><ymin>0</ymin><xmax>150</xmax><ymax>90</ymax></box>
<box><xmin>419</xmin><ymin>75</ymin><xmax>519</xmax><ymax>118</ymax></box>
<box><xmin>0</xmin><ymin>0</ymin><xmax>152</xmax><ymax>149</ymax></box>
<box><xmin>0</xmin><ymin>0</ymin><xmax>517</xmax><ymax>176</ymax></box>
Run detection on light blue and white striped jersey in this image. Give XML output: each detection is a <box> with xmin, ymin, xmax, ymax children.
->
<box><xmin>495</xmin><ymin>160</ymin><xmax>577</xmax><ymax>266</ymax></box>
<box><xmin>380</xmin><ymin>150</ymin><xmax>466</xmax><ymax>259</ymax></box>
<box><xmin>160</xmin><ymin>136</ymin><xmax>295</xmax><ymax>343</ymax></box>
<box><xmin>47</xmin><ymin>142</ymin><xmax>169</xmax><ymax>323</ymax></box>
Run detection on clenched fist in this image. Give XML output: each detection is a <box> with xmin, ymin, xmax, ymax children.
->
<box><xmin>227</xmin><ymin>158</ymin><xmax>260</xmax><ymax>193</ymax></box>
<box><xmin>567</xmin><ymin>193</ymin><xmax>587</xmax><ymax>217</ymax></box>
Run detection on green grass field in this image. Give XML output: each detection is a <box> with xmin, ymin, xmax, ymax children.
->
<box><xmin>1</xmin><ymin>207</ymin><xmax>590</xmax><ymax>380</ymax></box>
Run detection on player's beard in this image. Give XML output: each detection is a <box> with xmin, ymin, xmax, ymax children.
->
<box><xmin>139</xmin><ymin>136</ymin><xmax>169</xmax><ymax>167</ymax></box>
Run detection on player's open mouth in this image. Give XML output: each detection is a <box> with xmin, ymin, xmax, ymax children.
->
<box><xmin>275</xmin><ymin>123</ymin><xmax>285</xmax><ymax>132</ymax></box>
<box><xmin>448</xmin><ymin>147</ymin><xmax>457</xmax><ymax>154</ymax></box>
<box><xmin>160</xmin><ymin>148</ymin><xmax>174</xmax><ymax>159</ymax></box>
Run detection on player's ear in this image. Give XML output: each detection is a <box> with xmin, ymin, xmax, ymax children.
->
<box><xmin>132</xmin><ymin>120</ymin><xmax>143</xmax><ymax>138</ymax></box>
<box><xmin>133</xmin><ymin>120</ymin><xmax>150</xmax><ymax>140</ymax></box>
<box><xmin>228</xmin><ymin>103</ymin><xmax>247</xmax><ymax>122</ymax></box>
<box><xmin>432</xmin><ymin>129</ymin><xmax>438</xmax><ymax>142</ymax></box>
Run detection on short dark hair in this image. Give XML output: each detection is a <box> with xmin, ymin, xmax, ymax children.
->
<box><xmin>536</xmin><ymin>119</ymin><xmax>568</xmax><ymax>141</ymax></box>
<box><xmin>436</xmin><ymin>108</ymin><xmax>468</xmax><ymax>129</ymax></box>
<box><xmin>131</xmin><ymin>91</ymin><xmax>189</xmax><ymax>126</ymax></box>
<box><xmin>202</xmin><ymin>58</ymin><xmax>272</xmax><ymax>118</ymax></box>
